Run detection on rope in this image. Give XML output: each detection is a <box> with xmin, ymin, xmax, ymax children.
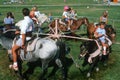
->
<box><xmin>115</xmin><ymin>42</ymin><xmax>120</xmax><ymax>44</ymax></box>
<box><xmin>33</xmin><ymin>18</ymin><xmax>94</xmax><ymax>41</ymax></box>
<box><xmin>3</xmin><ymin>29</ymin><xmax>16</xmax><ymax>33</ymax></box>
<box><xmin>68</xmin><ymin>54</ymin><xmax>83</xmax><ymax>73</ymax></box>
<box><xmin>33</xmin><ymin>32</ymin><xmax>94</xmax><ymax>41</ymax></box>
<box><xmin>68</xmin><ymin>54</ymin><xmax>80</xmax><ymax>68</ymax></box>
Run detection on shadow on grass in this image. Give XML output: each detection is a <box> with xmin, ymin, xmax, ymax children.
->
<box><xmin>22</xmin><ymin>57</ymin><xmax>73</xmax><ymax>80</ymax></box>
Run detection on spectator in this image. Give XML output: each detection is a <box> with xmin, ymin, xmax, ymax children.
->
<box><xmin>34</xmin><ymin>6</ymin><xmax>41</xmax><ymax>18</ymax></box>
<box><xmin>100</xmin><ymin>10</ymin><xmax>108</xmax><ymax>24</ymax></box>
<box><xmin>29</xmin><ymin>6</ymin><xmax>39</xmax><ymax>24</ymax></box>
<box><xmin>4</xmin><ymin>12</ymin><xmax>15</xmax><ymax>30</ymax></box>
<box><xmin>30</xmin><ymin>6</ymin><xmax>41</xmax><ymax>24</ymax></box>
<box><xmin>48</xmin><ymin>12</ymin><xmax>53</xmax><ymax>22</ymax></box>
<box><xmin>70</xmin><ymin>8</ymin><xmax>77</xmax><ymax>20</ymax></box>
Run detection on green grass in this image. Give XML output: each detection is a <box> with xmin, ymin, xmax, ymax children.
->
<box><xmin>0</xmin><ymin>0</ymin><xmax>120</xmax><ymax>80</ymax></box>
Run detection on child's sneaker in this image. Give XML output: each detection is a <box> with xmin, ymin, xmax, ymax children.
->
<box><xmin>9</xmin><ymin>64</ymin><xmax>18</xmax><ymax>71</ymax></box>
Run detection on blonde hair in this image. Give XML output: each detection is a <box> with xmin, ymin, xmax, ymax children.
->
<box><xmin>32</xmin><ymin>6</ymin><xmax>37</xmax><ymax>11</ymax></box>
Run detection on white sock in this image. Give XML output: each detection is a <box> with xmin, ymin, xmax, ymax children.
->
<box><xmin>103</xmin><ymin>46</ymin><xmax>106</xmax><ymax>55</ymax></box>
<box><xmin>103</xmin><ymin>46</ymin><xmax>106</xmax><ymax>51</ymax></box>
<box><xmin>13</xmin><ymin>62</ymin><xmax>17</xmax><ymax>66</ymax></box>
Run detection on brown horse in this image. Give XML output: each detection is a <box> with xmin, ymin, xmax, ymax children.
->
<box><xmin>49</xmin><ymin>18</ymin><xmax>86</xmax><ymax>32</ymax></box>
<box><xmin>83</xmin><ymin>17</ymin><xmax>116</xmax><ymax>42</ymax></box>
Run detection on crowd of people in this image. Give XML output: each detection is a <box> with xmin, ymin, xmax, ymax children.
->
<box><xmin>1</xmin><ymin>5</ymin><xmax>111</xmax><ymax>71</ymax></box>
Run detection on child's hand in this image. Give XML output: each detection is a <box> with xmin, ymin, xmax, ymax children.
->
<box><xmin>15</xmin><ymin>30</ymin><xmax>20</xmax><ymax>34</ymax></box>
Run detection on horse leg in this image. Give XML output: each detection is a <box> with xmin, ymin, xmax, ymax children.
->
<box><xmin>101</xmin><ymin>55</ymin><xmax>108</xmax><ymax>66</ymax></box>
<box><xmin>23</xmin><ymin>63</ymin><xmax>36</xmax><ymax>80</ymax></box>
<box><xmin>55</xmin><ymin>58</ymin><xmax>67</xmax><ymax>80</ymax></box>
<box><xmin>39</xmin><ymin>60</ymin><xmax>49</xmax><ymax>80</ymax></box>
<box><xmin>101</xmin><ymin>46</ymin><xmax>111</xmax><ymax>65</ymax></box>
<box><xmin>23</xmin><ymin>59</ymin><xmax>42</xmax><ymax>80</ymax></box>
<box><xmin>7</xmin><ymin>50</ymin><xmax>13</xmax><ymax>62</ymax></box>
<box><xmin>15</xmin><ymin>56</ymin><xmax>23</xmax><ymax>79</ymax></box>
<box><xmin>39</xmin><ymin>68</ymin><xmax>48</xmax><ymax>80</ymax></box>
<box><xmin>87</xmin><ymin>56</ymin><xmax>99</xmax><ymax>77</ymax></box>
<box><xmin>82</xmin><ymin>56</ymin><xmax>89</xmax><ymax>67</ymax></box>
<box><xmin>95</xmin><ymin>56</ymin><xmax>100</xmax><ymax>72</ymax></box>
<box><xmin>47</xmin><ymin>64</ymin><xmax>59</xmax><ymax>79</ymax></box>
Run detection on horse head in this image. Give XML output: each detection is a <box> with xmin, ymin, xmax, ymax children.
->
<box><xmin>82</xmin><ymin>17</ymin><xmax>89</xmax><ymax>26</ymax></box>
<box><xmin>79</xmin><ymin>42</ymin><xmax>88</xmax><ymax>58</ymax></box>
<box><xmin>105</xmin><ymin>25</ymin><xmax>116</xmax><ymax>43</ymax></box>
<box><xmin>0</xmin><ymin>29</ymin><xmax>16</xmax><ymax>47</ymax></box>
<box><xmin>79</xmin><ymin>41</ymin><xmax>97</xmax><ymax>59</ymax></box>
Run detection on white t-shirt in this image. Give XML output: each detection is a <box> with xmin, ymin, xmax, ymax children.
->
<box><xmin>101</xmin><ymin>16</ymin><xmax>107</xmax><ymax>23</ymax></box>
<box><xmin>96</xmin><ymin>27</ymin><xmax>106</xmax><ymax>41</ymax></box>
<box><xmin>62</xmin><ymin>11</ymin><xmax>70</xmax><ymax>18</ymax></box>
<box><xmin>19</xmin><ymin>16</ymin><xmax>34</xmax><ymax>34</ymax></box>
<box><xmin>34</xmin><ymin>11</ymin><xmax>41</xmax><ymax>18</ymax></box>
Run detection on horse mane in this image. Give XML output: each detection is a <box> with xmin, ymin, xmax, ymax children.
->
<box><xmin>56</xmin><ymin>40</ymin><xmax>69</xmax><ymax>56</ymax></box>
<box><xmin>82</xmin><ymin>40</ymin><xmax>98</xmax><ymax>54</ymax></box>
<box><xmin>105</xmin><ymin>25</ymin><xmax>116</xmax><ymax>34</ymax></box>
<box><xmin>82</xmin><ymin>17</ymin><xmax>89</xmax><ymax>26</ymax></box>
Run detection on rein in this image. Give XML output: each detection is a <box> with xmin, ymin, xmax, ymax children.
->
<box><xmin>3</xmin><ymin>29</ymin><xmax>16</xmax><ymax>34</ymax></box>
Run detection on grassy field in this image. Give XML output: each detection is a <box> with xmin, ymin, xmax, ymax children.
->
<box><xmin>0</xmin><ymin>0</ymin><xmax>120</xmax><ymax>80</ymax></box>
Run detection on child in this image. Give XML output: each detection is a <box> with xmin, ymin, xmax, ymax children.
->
<box><xmin>62</xmin><ymin>6</ymin><xmax>71</xmax><ymax>30</ymax></box>
<box><xmin>94</xmin><ymin>22</ymin><xmax>107</xmax><ymax>55</ymax></box>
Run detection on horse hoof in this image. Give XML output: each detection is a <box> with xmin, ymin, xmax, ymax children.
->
<box><xmin>9</xmin><ymin>64</ymin><xmax>13</xmax><ymax>69</ymax></box>
<box><xmin>96</xmin><ymin>67</ymin><xmax>99</xmax><ymax>72</ymax></box>
<box><xmin>87</xmin><ymin>72</ymin><xmax>91</xmax><ymax>78</ymax></box>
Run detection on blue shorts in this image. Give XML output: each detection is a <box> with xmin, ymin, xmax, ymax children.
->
<box><xmin>64</xmin><ymin>18</ymin><xmax>69</xmax><ymax>22</ymax></box>
<box><xmin>100</xmin><ymin>38</ymin><xmax>105</xmax><ymax>43</ymax></box>
<box><xmin>15</xmin><ymin>36</ymin><xmax>31</xmax><ymax>47</ymax></box>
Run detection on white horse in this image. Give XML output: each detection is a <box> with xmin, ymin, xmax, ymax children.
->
<box><xmin>0</xmin><ymin>29</ymin><xmax>68</xmax><ymax>80</ymax></box>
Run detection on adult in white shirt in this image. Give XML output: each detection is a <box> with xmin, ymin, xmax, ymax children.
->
<box><xmin>100</xmin><ymin>10</ymin><xmax>108</xmax><ymax>24</ymax></box>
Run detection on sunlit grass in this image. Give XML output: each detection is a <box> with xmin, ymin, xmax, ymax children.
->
<box><xmin>0</xmin><ymin>0</ymin><xmax>120</xmax><ymax>80</ymax></box>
